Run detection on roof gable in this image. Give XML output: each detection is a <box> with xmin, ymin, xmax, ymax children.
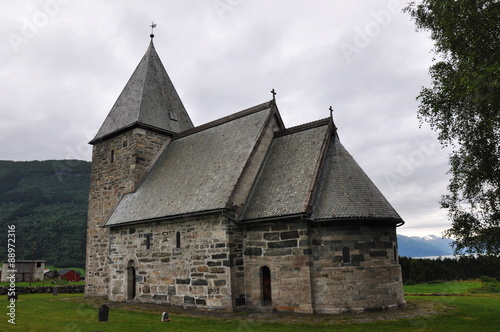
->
<box><xmin>105</xmin><ymin>103</ymin><xmax>275</xmax><ymax>226</ymax></box>
<box><xmin>58</xmin><ymin>268</ymin><xmax>79</xmax><ymax>276</ymax></box>
<box><xmin>240</xmin><ymin>119</ymin><xmax>331</xmax><ymax>221</ymax></box>
<box><xmin>91</xmin><ymin>41</ymin><xmax>193</xmax><ymax>143</ymax></box>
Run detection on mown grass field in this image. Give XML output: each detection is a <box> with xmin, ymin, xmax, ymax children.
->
<box><xmin>0</xmin><ymin>282</ymin><xmax>499</xmax><ymax>331</ymax></box>
<box><xmin>404</xmin><ymin>280</ymin><xmax>482</xmax><ymax>294</ymax></box>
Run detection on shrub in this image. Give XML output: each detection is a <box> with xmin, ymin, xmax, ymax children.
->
<box><xmin>480</xmin><ymin>275</ymin><xmax>497</xmax><ymax>283</ymax></box>
<box><xmin>428</xmin><ymin>280</ymin><xmax>444</xmax><ymax>284</ymax></box>
<box><xmin>471</xmin><ymin>276</ymin><xmax>500</xmax><ymax>293</ymax></box>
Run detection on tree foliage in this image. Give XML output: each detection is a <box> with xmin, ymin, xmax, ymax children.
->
<box><xmin>400</xmin><ymin>255</ymin><xmax>500</xmax><ymax>284</ymax></box>
<box><xmin>404</xmin><ymin>0</ymin><xmax>500</xmax><ymax>255</ymax></box>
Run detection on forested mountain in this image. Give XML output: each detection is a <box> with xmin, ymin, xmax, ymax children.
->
<box><xmin>0</xmin><ymin>160</ymin><xmax>90</xmax><ymax>268</ymax></box>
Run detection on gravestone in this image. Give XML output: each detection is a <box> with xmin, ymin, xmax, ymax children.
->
<box><xmin>98</xmin><ymin>304</ymin><xmax>109</xmax><ymax>322</ymax></box>
<box><xmin>53</xmin><ymin>287</ymin><xmax>58</xmax><ymax>296</ymax></box>
<box><xmin>162</xmin><ymin>312</ymin><xmax>170</xmax><ymax>321</ymax></box>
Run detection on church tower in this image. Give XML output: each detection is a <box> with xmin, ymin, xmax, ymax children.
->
<box><xmin>85</xmin><ymin>37</ymin><xmax>193</xmax><ymax>297</ymax></box>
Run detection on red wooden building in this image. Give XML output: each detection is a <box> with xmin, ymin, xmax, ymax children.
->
<box><xmin>58</xmin><ymin>269</ymin><xmax>81</xmax><ymax>282</ymax></box>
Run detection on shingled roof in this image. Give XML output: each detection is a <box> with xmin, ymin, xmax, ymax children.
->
<box><xmin>99</xmin><ymin>40</ymin><xmax>403</xmax><ymax>228</ymax></box>
<box><xmin>104</xmin><ymin>102</ymin><xmax>277</xmax><ymax>227</ymax></box>
<box><xmin>90</xmin><ymin>40</ymin><xmax>193</xmax><ymax>144</ymax></box>
<box><xmin>237</xmin><ymin>115</ymin><xmax>403</xmax><ymax>224</ymax></box>
<box><xmin>104</xmin><ymin>100</ymin><xmax>403</xmax><ymax>227</ymax></box>
<box><xmin>240</xmin><ymin>119</ymin><xmax>331</xmax><ymax>221</ymax></box>
<box><xmin>309</xmin><ymin>133</ymin><xmax>403</xmax><ymax>223</ymax></box>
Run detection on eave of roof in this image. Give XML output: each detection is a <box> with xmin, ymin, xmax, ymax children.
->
<box><xmin>89</xmin><ymin>121</ymin><xmax>176</xmax><ymax>145</ymax></box>
<box><xmin>103</xmin><ymin>208</ymin><xmax>227</xmax><ymax>228</ymax></box>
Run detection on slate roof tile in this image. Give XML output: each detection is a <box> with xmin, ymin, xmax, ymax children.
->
<box><xmin>310</xmin><ymin>134</ymin><xmax>402</xmax><ymax>221</ymax></box>
<box><xmin>91</xmin><ymin>41</ymin><xmax>193</xmax><ymax>143</ymax></box>
<box><xmin>102</xmin><ymin>91</ymin><xmax>403</xmax><ymax>226</ymax></box>
<box><xmin>105</xmin><ymin>105</ymin><xmax>273</xmax><ymax>226</ymax></box>
<box><xmin>240</xmin><ymin>121</ymin><xmax>330</xmax><ymax>221</ymax></box>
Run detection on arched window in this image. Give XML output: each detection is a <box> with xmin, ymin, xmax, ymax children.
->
<box><xmin>260</xmin><ymin>266</ymin><xmax>272</xmax><ymax>306</ymax></box>
<box><xmin>342</xmin><ymin>247</ymin><xmax>351</xmax><ymax>264</ymax></box>
<box><xmin>176</xmin><ymin>231</ymin><xmax>181</xmax><ymax>249</ymax></box>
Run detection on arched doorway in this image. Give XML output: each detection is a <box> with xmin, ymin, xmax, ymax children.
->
<box><xmin>127</xmin><ymin>260</ymin><xmax>136</xmax><ymax>300</ymax></box>
<box><xmin>261</xmin><ymin>266</ymin><xmax>272</xmax><ymax>306</ymax></box>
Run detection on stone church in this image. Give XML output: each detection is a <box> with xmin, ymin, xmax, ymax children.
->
<box><xmin>85</xmin><ymin>36</ymin><xmax>406</xmax><ymax>314</ymax></box>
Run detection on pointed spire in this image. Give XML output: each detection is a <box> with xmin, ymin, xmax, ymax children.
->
<box><xmin>91</xmin><ymin>39</ymin><xmax>194</xmax><ymax>144</ymax></box>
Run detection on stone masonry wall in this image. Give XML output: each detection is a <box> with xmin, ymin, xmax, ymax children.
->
<box><xmin>85</xmin><ymin>129</ymin><xmax>170</xmax><ymax>297</ymax></box>
<box><xmin>243</xmin><ymin>220</ymin><xmax>314</xmax><ymax>313</ymax></box>
<box><xmin>310</xmin><ymin>221</ymin><xmax>406</xmax><ymax>313</ymax></box>
<box><xmin>108</xmin><ymin>213</ymin><xmax>240</xmax><ymax>310</ymax></box>
<box><xmin>227</xmin><ymin>219</ymin><xmax>246</xmax><ymax>308</ymax></box>
<box><xmin>0</xmin><ymin>285</ymin><xmax>85</xmax><ymax>295</ymax></box>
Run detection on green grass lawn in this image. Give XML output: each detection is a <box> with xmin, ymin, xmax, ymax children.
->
<box><xmin>0</xmin><ymin>292</ymin><xmax>499</xmax><ymax>331</ymax></box>
<box><xmin>404</xmin><ymin>280</ymin><xmax>482</xmax><ymax>294</ymax></box>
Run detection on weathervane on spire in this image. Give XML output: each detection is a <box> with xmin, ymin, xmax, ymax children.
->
<box><xmin>150</xmin><ymin>22</ymin><xmax>157</xmax><ymax>39</ymax></box>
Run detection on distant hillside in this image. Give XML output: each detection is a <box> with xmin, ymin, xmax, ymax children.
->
<box><xmin>397</xmin><ymin>235</ymin><xmax>454</xmax><ymax>257</ymax></box>
<box><xmin>0</xmin><ymin>160</ymin><xmax>90</xmax><ymax>268</ymax></box>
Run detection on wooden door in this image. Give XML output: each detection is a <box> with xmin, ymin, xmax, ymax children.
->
<box><xmin>261</xmin><ymin>266</ymin><xmax>272</xmax><ymax>306</ymax></box>
<box><xmin>127</xmin><ymin>266</ymin><xmax>136</xmax><ymax>299</ymax></box>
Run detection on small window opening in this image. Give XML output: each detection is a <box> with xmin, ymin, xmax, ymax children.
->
<box><xmin>176</xmin><ymin>231</ymin><xmax>181</xmax><ymax>249</ymax></box>
<box><xmin>36</xmin><ymin>262</ymin><xmax>41</xmax><ymax>268</ymax></box>
<box><xmin>123</xmin><ymin>140</ymin><xmax>128</xmax><ymax>147</ymax></box>
<box><xmin>110</xmin><ymin>150</ymin><xmax>115</xmax><ymax>163</ymax></box>
<box><xmin>342</xmin><ymin>247</ymin><xmax>351</xmax><ymax>264</ymax></box>
<box><xmin>145</xmin><ymin>233</ymin><xmax>152</xmax><ymax>249</ymax></box>
<box><xmin>393</xmin><ymin>245</ymin><xmax>398</xmax><ymax>262</ymax></box>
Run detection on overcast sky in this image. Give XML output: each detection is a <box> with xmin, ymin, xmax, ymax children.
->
<box><xmin>0</xmin><ymin>0</ymin><xmax>454</xmax><ymax>237</ymax></box>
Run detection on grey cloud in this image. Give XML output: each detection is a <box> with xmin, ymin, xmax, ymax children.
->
<box><xmin>0</xmin><ymin>0</ymin><xmax>451</xmax><ymax>237</ymax></box>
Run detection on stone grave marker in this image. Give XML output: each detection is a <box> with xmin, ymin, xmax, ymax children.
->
<box><xmin>98</xmin><ymin>304</ymin><xmax>109</xmax><ymax>322</ymax></box>
<box><xmin>162</xmin><ymin>312</ymin><xmax>171</xmax><ymax>321</ymax></box>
